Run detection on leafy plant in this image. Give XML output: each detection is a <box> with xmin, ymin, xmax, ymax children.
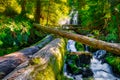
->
<box><xmin>75</xmin><ymin>42</ymin><xmax>84</xmax><ymax>51</ymax></box>
<box><xmin>105</xmin><ymin>53</ymin><xmax>120</xmax><ymax>74</ymax></box>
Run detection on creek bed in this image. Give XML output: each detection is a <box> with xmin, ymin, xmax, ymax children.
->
<box><xmin>63</xmin><ymin>40</ymin><xmax>120</xmax><ymax>80</ymax></box>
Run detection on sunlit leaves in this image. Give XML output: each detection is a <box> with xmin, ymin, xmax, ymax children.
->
<box><xmin>0</xmin><ymin>15</ymin><xmax>32</xmax><ymax>48</ymax></box>
<box><xmin>0</xmin><ymin>40</ymin><xmax>3</xmax><ymax>46</ymax></box>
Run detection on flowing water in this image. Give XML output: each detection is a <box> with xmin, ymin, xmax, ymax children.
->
<box><xmin>63</xmin><ymin>10</ymin><xmax>120</xmax><ymax>80</ymax></box>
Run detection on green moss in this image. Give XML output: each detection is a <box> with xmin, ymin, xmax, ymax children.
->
<box><xmin>30</xmin><ymin>57</ymin><xmax>42</xmax><ymax>65</ymax></box>
<box><xmin>30</xmin><ymin>38</ymin><xmax>66</xmax><ymax>80</ymax></box>
<box><xmin>83</xmin><ymin>77</ymin><xmax>94</xmax><ymax>80</ymax></box>
<box><xmin>75</xmin><ymin>42</ymin><xmax>84</xmax><ymax>51</ymax></box>
<box><xmin>105</xmin><ymin>54</ymin><xmax>120</xmax><ymax>74</ymax></box>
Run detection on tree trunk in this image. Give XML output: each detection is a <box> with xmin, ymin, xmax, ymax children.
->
<box><xmin>21</xmin><ymin>0</ymin><xmax>26</xmax><ymax>15</ymax></box>
<box><xmin>33</xmin><ymin>23</ymin><xmax>120</xmax><ymax>55</ymax></box>
<box><xmin>35</xmin><ymin>0</ymin><xmax>40</xmax><ymax>23</ymax></box>
<box><xmin>0</xmin><ymin>35</ymin><xmax>53</xmax><ymax>79</ymax></box>
<box><xmin>118</xmin><ymin>25</ymin><xmax>120</xmax><ymax>42</ymax></box>
<box><xmin>3</xmin><ymin>38</ymin><xmax>66</xmax><ymax>80</ymax></box>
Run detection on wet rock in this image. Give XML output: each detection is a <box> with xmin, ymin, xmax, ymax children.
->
<box><xmin>70</xmin><ymin>51</ymin><xmax>92</xmax><ymax>67</ymax></box>
<box><xmin>82</xmin><ymin>68</ymin><xmax>93</xmax><ymax>78</ymax></box>
<box><xmin>66</xmin><ymin>54</ymin><xmax>81</xmax><ymax>74</ymax></box>
<box><xmin>74</xmin><ymin>74</ymin><xmax>82</xmax><ymax>80</ymax></box>
<box><xmin>66</xmin><ymin>51</ymin><xmax>93</xmax><ymax>76</ymax></box>
<box><xmin>94</xmin><ymin>50</ymin><xmax>106</xmax><ymax>60</ymax></box>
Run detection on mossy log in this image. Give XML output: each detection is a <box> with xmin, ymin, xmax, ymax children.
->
<box><xmin>34</xmin><ymin>23</ymin><xmax>120</xmax><ymax>55</ymax></box>
<box><xmin>70</xmin><ymin>51</ymin><xmax>92</xmax><ymax>56</ymax></box>
<box><xmin>0</xmin><ymin>35</ymin><xmax>53</xmax><ymax>79</ymax></box>
<box><xmin>3</xmin><ymin>38</ymin><xmax>66</xmax><ymax>80</ymax></box>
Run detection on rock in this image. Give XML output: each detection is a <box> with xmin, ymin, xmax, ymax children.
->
<box><xmin>94</xmin><ymin>50</ymin><xmax>106</xmax><ymax>60</ymax></box>
<box><xmin>70</xmin><ymin>51</ymin><xmax>92</xmax><ymax>67</ymax></box>
<box><xmin>82</xmin><ymin>68</ymin><xmax>93</xmax><ymax>78</ymax></box>
<box><xmin>74</xmin><ymin>74</ymin><xmax>82</xmax><ymax>80</ymax></box>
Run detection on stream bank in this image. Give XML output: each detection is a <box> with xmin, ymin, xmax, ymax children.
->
<box><xmin>63</xmin><ymin>40</ymin><xmax>120</xmax><ymax>80</ymax></box>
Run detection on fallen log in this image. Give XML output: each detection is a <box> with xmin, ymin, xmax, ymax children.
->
<box><xmin>33</xmin><ymin>23</ymin><xmax>120</xmax><ymax>55</ymax></box>
<box><xmin>3</xmin><ymin>38</ymin><xmax>66</xmax><ymax>80</ymax></box>
<box><xmin>0</xmin><ymin>35</ymin><xmax>53</xmax><ymax>79</ymax></box>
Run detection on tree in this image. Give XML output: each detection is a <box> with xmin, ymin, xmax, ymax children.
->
<box><xmin>21</xmin><ymin>0</ymin><xmax>27</xmax><ymax>15</ymax></box>
<box><xmin>34</xmin><ymin>23</ymin><xmax>120</xmax><ymax>55</ymax></box>
<box><xmin>35</xmin><ymin>0</ymin><xmax>40</xmax><ymax>23</ymax></box>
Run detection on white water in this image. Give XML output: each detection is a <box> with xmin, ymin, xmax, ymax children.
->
<box><xmin>90</xmin><ymin>49</ymin><xmax>119</xmax><ymax>80</ymax></box>
<box><xmin>72</xmin><ymin>11</ymin><xmax>78</xmax><ymax>25</ymax></box>
<box><xmin>63</xmin><ymin>10</ymin><xmax>120</xmax><ymax>80</ymax></box>
<box><xmin>67</xmin><ymin>40</ymin><xmax>77</xmax><ymax>52</ymax></box>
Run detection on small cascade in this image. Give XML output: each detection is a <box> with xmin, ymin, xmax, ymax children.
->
<box><xmin>72</xmin><ymin>11</ymin><xmax>78</xmax><ymax>25</ymax></box>
<box><xmin>90</xmin><ymin>50</ymin><xmax>119</xmax><ymax>80</ymax></box>
<box><xmin>84</xmin><ymin>45</ymin><xmax>89</xmax><ymax>52</ymax></box>
<box><xmin>63</xmin><ymin>10</ymin><xmax>120</xmax><ymax>80</ymax></box>
<box><xmin>67</xmin><ymin>40</ymin><xmax>77</xmax><ymax>52</ymax></box>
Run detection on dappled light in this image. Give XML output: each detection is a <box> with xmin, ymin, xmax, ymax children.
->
<box><xmin>0</xmin><ymin>0</ymin><xmax>120</xmax><ymax>80</ymax></box>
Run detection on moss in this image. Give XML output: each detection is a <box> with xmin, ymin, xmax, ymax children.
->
<box><xmin>30</xmin><ymin>57</ymin><xmax>42</xmax><ymax>65</ymax></box>
<box><xmin>83</xmin><ymin>77</ymin><xmax>94</xmax><ymax>80</ymax></box>
<box><xmin>75</xmin><ymin>42</ymin><xmax>84</xmax><ymax>51</ymax></box>
<box><xmin>30</xmin><ymin>38</ymin><xmax>66</xmax><ymax>80</ymax></box>
<box><xmin>105</xmin><ymin>54</ymin><xmax>120</xmax><ymax>74</ymax></box>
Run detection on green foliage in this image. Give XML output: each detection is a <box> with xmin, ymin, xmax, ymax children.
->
<box><xmin>105</xmin><ymin>53</ymin><xmax>120</xmax><ymax>73</ymax></box>
<box><xmin>0</xmin><ymin>14</ymin><xmax>33</xmax><ymax>55</ymax></box>
<box><xmin>91</xmin><ymin>30</ymin><xmax>99</xmax><ymax>36</ymax></box>
<box><xmin>0</xmin><ymin>46</ymin><xmax>20</xmax><ymax>56</ymax></box>
<box><xmin>66</xmin><ymin>54</ymin><xmax>81</xmax><ymax>74</ymax></box>
<box><xmin>105</xmin><ymin>15</ymin><xmax>118</xmax><ymax>41</ymax></box>
<box><xmin>75</xmin><ymin>42</ymin><xmax>84</xmax><ymax>51</ymax></box>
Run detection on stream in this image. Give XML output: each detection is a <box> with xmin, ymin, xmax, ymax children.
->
<box><xmin>63</xmin><ymin>10</ymin><xmax>120</xmax><ymax>80</ymax></box>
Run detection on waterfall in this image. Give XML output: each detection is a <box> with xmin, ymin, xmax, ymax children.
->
<box><xmin>90</xmin><ymin>50</ymin><xmax>118</xmax><ymax>80</ymax></box>
<box><xmin>63</xmin><ymin>10</ymin><xmax>119</xmax><ymax>80</ymax></box>
<box><xmin>84</xmin><ymin>45</ymin><xmax>89</xmax><ymax>52</ymax></box>
<box><xmin>72</xmin><ymin>11</ymin><xmax>78</xmax><ymax>25</ymax></box>
<box><xmin>67</xmin><ymin>40</ymin><xmax>77</xmax><ymax>52</ymax></box>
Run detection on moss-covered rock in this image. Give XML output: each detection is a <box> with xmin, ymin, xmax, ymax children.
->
<box><xmin>65</xmin><ymin>51</ymin><xmax>93</xmax><ymax>75</ymax></box>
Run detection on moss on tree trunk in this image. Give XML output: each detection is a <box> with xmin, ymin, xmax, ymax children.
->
<box><xmin>3</xmin><ymin>38</ymin><xmax>66</xmax><ymax>80</ymax></box>
<box><xmin>31</xmin><ymin>38</ymin><xmax>66</xmax><ymax>80</ymax></box>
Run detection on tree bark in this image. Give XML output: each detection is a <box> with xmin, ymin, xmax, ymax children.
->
<box><xmin>0</xmin><ymin>35</ymin><xmax>53</xmax><ymax>79</ymax></box>
<box><xmin>33</xmin><ymin>23</ymin><xmax>120</xmax><ymax>55</ymax></box>
<box><xmin>3</xmin><ymin>38</ymin><xmax>65</xmax><ymax>80</ymax></box>
<box><xmin>35</xmin><ymin>0</ymin><xmax>40</xmax><ymax>23</ymax></box>
<box><xmin>21</xmin><ymin>0</ymin><xmax>26</xmax><ymax>15</ymax></box>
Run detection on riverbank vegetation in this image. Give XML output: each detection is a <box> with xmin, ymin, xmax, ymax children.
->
<box><xmin>0</xmin><ymin>0</ymin><xmax>69</xmax><ymax>56</ymax></box>
<box><xmin>0</xmin><ymin>0</ymin><xmax>120</xmax><ymax>78</ymax></box>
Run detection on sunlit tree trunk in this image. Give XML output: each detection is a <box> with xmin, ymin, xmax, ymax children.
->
<box><xmin>0</xmin><ymin>35</ymin><xmax>53</xmax><ymax>79</ymax></box>
<box><xmin>3</xmin><ymin>38</ymin><xmax>65</xmax><ymax>80</ymax></box>
<box><xmin>34</xmin><ymin>23</ymin><xmax>120</xmax><ymax>55</ymax></box>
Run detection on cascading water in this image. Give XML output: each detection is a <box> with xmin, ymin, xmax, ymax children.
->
<box><xmin>72</xmin><ymin>11</ymin><xmax>78</xmax><ymax>25</ymax></box>
<box><xmin>63</xmin><ymin>10</ymin><xmax>120</xmax><ymax>80</ymax></box>
<box><xmin>87</xmin><ymin>45</ymin><xmax>119</xmax><ymax>80</ymax></box>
